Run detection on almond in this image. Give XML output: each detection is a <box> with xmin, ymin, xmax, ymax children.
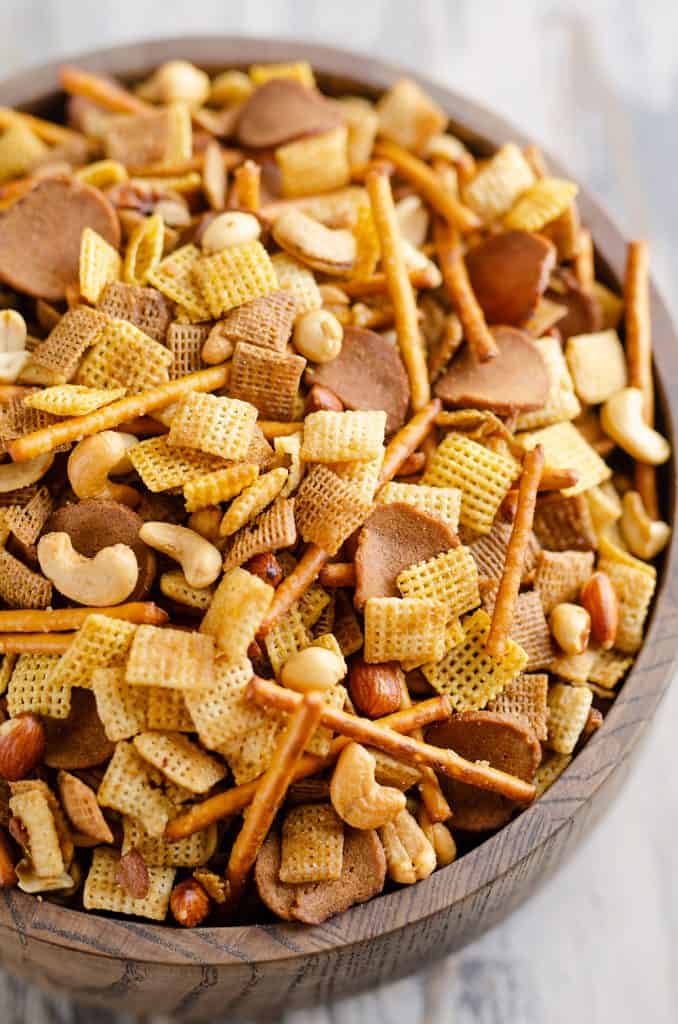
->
<box><xmin>115</xmin><ymin>847</ymin><xmax>150</xmax><ymax>900</ymax></box>
<box><xmin>348</xmin><ymin>659</ymin><xmax>403</xmax><ymax>718</ymax></box>
<box><xmin>580</xmin><ymin>571</ymin><xmax>619</xmax><ymax>650</ymax></box>
<box><xmin>245</xmin><ymin>552</ymin><xmax>283</xmax><ymax>588</ymax></box>
<box><xmin>170</xmin><ymin>877</ymin><xmax>211</xmax><ymax>927</ymax></box>
<box><xmin>305</xmin><ymin>383</ymin><xmax>344</xmax><ymax>414</ymax></box>
<box><xmin>0</xmin><ymin>715</ymin><xmax>45</xmax><ymax>781</ymax></box>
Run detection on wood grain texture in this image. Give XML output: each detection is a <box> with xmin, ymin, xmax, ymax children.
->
<box><xmin>0</xmin><ymin>4</ymin><xmax>677</xmax><ymax>1022</ymax></box>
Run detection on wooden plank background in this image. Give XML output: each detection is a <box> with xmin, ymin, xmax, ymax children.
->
<box><xmin>0</xmin><ymin>1</ymin><xmax>676</xmax><ymax>1021</ymax></box>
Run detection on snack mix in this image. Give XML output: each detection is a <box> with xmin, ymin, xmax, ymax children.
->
<box><xmin>0</xmin><ymin>59</ymin><xmax>669</xmax><ymax>927</ymax></box>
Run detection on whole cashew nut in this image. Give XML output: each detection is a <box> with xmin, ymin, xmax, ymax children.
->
<box><xmin>600</xmin><ymin>388</ymin><xmax>671</xmax><ymax>465</ymax></box>
<box><xmin>330</xmin><ymin>742</ymin><xmax>405</xmax><ymax>829</ymax></box>
<box><xmin>37</xmin><ymin>533</ymin><xmax>139</xmax><ymax>606</ymax></box>
<box><xmin>620</xmin><ymin>490</ymin><xmax>671</xmax><ymax>560</ymax></box>
<box><xmin>0</xmin><ymin>452</ymin><xmax>54</xmax><ymax>494</ymax></box>
<box><xmin>379</xmin><ymin>808</ymin><xmax>437</xmax><ymax>884</ymax></box>
<box><xmin>139</xmin><ymin>522</ymin><xmax>222</xmax><ymax>589</ymax></box>
<box><xmin>0</xmin><ymin>310</ymin><xmax>29</xmax><ymax>384</ymax></box>
<box><xmin>67</xmin><ymin>431</ymin><xmax>139</xmax><ymax>505</ymax></box>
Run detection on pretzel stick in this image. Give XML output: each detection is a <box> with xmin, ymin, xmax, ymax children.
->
<box><xmin>257</xmin><ymin>400</ymin><xmax>441</xmax><ymax>637</ymax></box>
<box><xmin>434</xmin><ymin>218</ymin><xmax>499</xmax><ymax>363</ymax></box>
<box><xmin>342</xmin><ymin>267</ymin><xmax>439</xmax><ymax>299</ymax></box>
<box><xmin>0</xmin><ymin>634</ymin><xmax>74</xmax><ymax>654</ymax></box>
<box><xmin>7</xmin><ymin>364</ymin><xmax>230</xmax><ymax>463</ymax></box>
<box><xmin>0</xmin><ymin>828</ymin><xmax>17</xmax><ymax>888</ymax></box>
<box><xmin>318</xmin><ymin>563</ymin><xmax>357</xmax><ymax>588</ymax></box>
<box><xmin>226</xmin><ymin>692</ymin><xmax>324</xmax><ymax>901</ymax></box>
<box><xmin>625</xmin><ymin>240</ymin><xmax>659</xmax><ymax>519</ymax></box>
<box><xmin>399</xmin><ymin>677</ymin><xmax>452</xmax><ymax>823</ymax></box>
<box><xmin>166</xmin><ymin>696</ymin><xmax>452</xmax><ymax>839</ymax></box>
<box><xmin>258</xmin><ymin>420</ymin><xmax>304</xmax><ymax>440</ymax></box>
<box><xmin>366</xmin><ymin>164</ymin><xmax>430</xmax><ymax>410</ymax></box>
<box><xmin>232</xmin><ymin>159</ymin><xmax>261</xmax><ymax>212</ymax></box>
<box><xmin>397</xmin><ymin>451</ymin><xmax>426</xmax><ymax>477</ymax></box>
<box><xmin>250</xmin><ymin>678</ymin><xmax>535</xmax><ymax>803</ymax></box>
<box><xmin>373</xmin><ymin>139</ymin><xmax>480</xmax><ymax>232</ymax></box>
<box><xmin>0</xmin><ymin>603</ymin><xmax>168</xmax><ymax>633</ymax></box>
<box><xmin>487</xmin><ymin>445</ymin><xmax>544</xmax><ymax>658</ymax></box>
<box><xmin>0</xmin><ymin>106</ymin><xmax>88</xmax><ymax>149</ymax></box>
<box><xmin>59</xmin><ymin>65</ymin><xmax>153</xmax><ymax>115</ymax></box>
<box><xmin>538</xmin><ymin>466</ymin><xmax>579</xmax><ymax>492</ymax></box>
<box><xmin>574</xmin><ymin>228</ymin><xmax>595</xmax><ymax>291</ymax></box>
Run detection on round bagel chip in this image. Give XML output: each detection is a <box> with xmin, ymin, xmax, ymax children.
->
<box><xmin>44</xmin><ymin>689</ymin><xmax>115</xmax><ymax>770</ymax></box>
<box><xmin>465</xmin><ymin>230</ymin><xmax>555</xmax><ymax>327</ymax></box>
<box><xmin>546</xmin><ymin>268</ymin><xmax>603</xmax><ymax>341</ymax></box>
<box><xmin>236</xmin><ymin>79</ymin><xmax>343</xmax><ymax>149</ymax></box>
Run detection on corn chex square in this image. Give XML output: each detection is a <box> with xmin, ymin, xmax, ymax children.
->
<box><xmin>91</xmin><ymin>666</ymin><xmax>148</xmax><ymax>742</ymax></box>
<box><xmin>565</xmin><ymin>329</ymin><xmax>627</xmax><ymax>405</ymax></box>
<box><xmin>280</xmin><ymin>803</ymin><xmax>344</xmax><ymax>883</ymax></box>
<box><xmin>47</xmin><ymin>615</ymin><xmax>137</xmax><ymax>692</ymax></box>
<box><xmin>488</xmin><ymin>672</ymin><xmax>549</xmax><ymax>740</ymax></box>
<box><xmin>294</xmin><ymin>464</ymin><xmax>373</xmax><ymax>556</ymax></box>
<box><xmin>588</xmin><ymin>648</ymin><xmax>633</xmax><ymax>689</ymax></box>
<box><xmin>518</xmin><ymin>421</ymin><xmax>611</xmax><ymax>497</ymax></box>
<box><xmin>24</xmin><ymin>384</ymin><xmax>126</xmax><ymax>416</ymax></box>
<box><xmin>184</xmin><ymin>657</ymin><xmax>254</xmax><ymax>750</ymax></box>
<box><xmin>397</xmin><ymin>547</ymin><xmax>480</xmax><ymax>619</ymax></box>
<box><xmin>122</xmin><ymin>817</ymin><xmax>217</xmax><ymax>868</ymax></box>
<box><xmin>7</xmin><ymin>653</ymin><xmax>69</xmax><ymax>719</ymax></box>
<box><xmin>83</xmin><ymin>847</ymin><xmax>175</xmax><ymax>921</ymax></box>
<box><xmin>330</xmin><ymin>449</ymin><xmax>384</xmax><ymax>503</ymax></box>
<box><xmin>504</xmin><ymin>177</ymin><xmax>578</xmax><ymax>232</ymax></box>
<box><xmin>219</xmin><ymin>467</ymin><xmax>289</xmax><ymax>536</ymax></box>
<box><xmin>193</xmin><ymin>240</ymin><xmax>278</xmax><ymax>318</ymax></box>
<box><xmin>133</xmin><ymin>732</ymin><xmax>225</xmax><ymax>794</ymax></box>
<box><xmin>333</xmin><ymin>591</ymin><xmax>364</xmax><ymax>656</ymax></box>
<box><xmin>79</xmin><ymin>227</ymin><xmax>121</xmax><ymax>304</ymax></box>
<box><xmin>129</xmin><ymin>435</ymin><xmax>228</xmax><ymax>492</ymax></box>
<box><xmin>364</xmin><ymin>597</ymin><xmax>447</xmax><ymax>665</ymax></box>
<box><xmin>378</xmin><ymin>482</ymin><xmax>461</xmax><ymax>533</ymax></box>
<box><xmin>263</xmin><ymin>603</ymin><xmax>312</xmax><ymax>676</ymax></box>
<box><xmin>546</xmin><ymin>683</ymin><xmax>592</xmax><ymax>754</ymax></box>
<box><xmin>76</xmin><ymin>318</ymin><xmax>173</xmax><ymax>393</ymax></box>
<box><xmin>123</xmin><ymin>212</ymin><xmax>165</xmax><ymax>287</ymax></box>
<box><xmin>422</xmin><ymin>608</ymin><xmax>527</xmax><ymax>711</ymax></box>
<box><xmin>302</xmin><ymin>410</ymin><xmax>386</xmax><ymax>463</ymax></box>
<box><xmin>598</xmin><ymin>557</ymin><xmax>656</xmax><ymax>654</ymax></box>
<box><xmin>229</xmin><ymin>341</ymin><xmax>306</xmax><ymax>421</ymax></box>
<box><xmin>0</xmin><ymin>654</ymin><xmax>15</xmax><ymax>696</ymax></box>
<box><xmin>271</xmin><ymin>252</ymin><xmax>322</xmax><ymax>315</ymax></box>
<box><xmin>160</xmin><ymin>570</ymin><xmax>214</xmax><ymax>612</ymax></box>
<box><xmin>298</xmin><ymin>583</ymin><xmax>332</xmax><ymax>631</ymax></box>
<box><xmin>126</xmin><ymin>625</ymin><xmax>215</xmax><ymax>691</ymax></box>
<box><xmin>221</xmin><ymin>713</ymin><xmax>284</xmax><ymax>785</ymax></box>
<box><xmin>97</xmin><ymin>741</ymin><xmax>173</xmax><ymax>836</ymax></box>
<box><xmin>145</xmin><ymin>685</ymin><xmax>195</xmax><ymax>731</ymax></box>
<box><xmin>463</xmin><ymin>143</ymin><xmax>535</xmax><ymax>222</ymax></box>
<box><xmin>147</xmin><ymin>245</ymin><xmax>212</xmax><ymax>322</ymax></box>
<box><xmin>534</xmin><ymin>549</ymin><xmax>595</xmax><ymax>615</ymax></box>
<box><xmin>551</xmin><ymin>650</ymin><xmax>596</xmax><ymax>685</ymax></box>
<box><xmin>9</xmin><ymin>787</ymin><xmax>64</xmax><ymax>879</ymax></box>
<box><xmin>207</xmin><ymin>567</ymin><xmax>273</xmax><ymax>662</ymax></box>
<box><xmin>184</xmin><ymin>463</ymin><xmax>259</xmax><ymax>512</ymax></box>
<box><xmin>422</xmin><ymin>433</ymin><xmax>517</xmax><ymax>538</ymax></box>
<box><xmin>534</xmin><ymin>751</ymin><xmax>572</xmax><ymax>797</ymax></box>
<box><xmin>221</xmin><ymin>496</ymin><xmax>297</xmax><ymax>571</ymax></box>
<box><xmin>168</xmin><ymin>392</ymin><xmax>257</xmax><ymax>459</ymax></box>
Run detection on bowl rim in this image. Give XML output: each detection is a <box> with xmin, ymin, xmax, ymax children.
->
<box><xmin>1</xmin><ymin>34</ymin><xmax>677</xmax><ymax>967</ymax></box>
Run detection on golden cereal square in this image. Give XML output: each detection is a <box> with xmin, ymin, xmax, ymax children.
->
<box><xmin>229</xmin><ymin>341</ymin><xmax>306</xmax><ymax>422</ymax></box>
<box><xmin>0</xmin><ymin>120</ymin><xmax>48</xmax><ymax>183</ymax></box>
<box><xmin>302</xmin><ymin>410</ymin><xmax>387</xmax><ymax>463</ymax></box>
<box><xmin>92</xmin><ymin>666</ymin><xmax>148</xmax><ymax>742</ymax></box>
<box><xmin>24</xmin><ymin>384</ymin><xmax>126</xmax><ymax>416</ymax></box>
<box><xmin>271</xmin><ymin>252</ymin><xmax>322</xmax><ymax>315</ymax></box>
<box><xmin>123</xmin><ymin>212</ymin><xmax>165</xmax><ymax>287</ymax></box>
<box><xmin>83</xmin><ymin>847</ymin><xmax>175</xmax><ymax>921</ymax></box>
<box><xmin>298</xmin><ymin>583</ymin><xmax>332</xmax><ymax>631</ymax></box>
<box><xmin>421</xmin><ymin>608</ymin><xmax>528</xmax><ymax>711</ymax></box>
<box><xmin>76</xmin><ymin>317</ymin><xmax>172</xmax><ymax>393</ymax></box>
<box><xmin>47</xmin><ymin>615</ymin><xmax>137</xmax><ymax>692</ymax></box>
<box><xmin>276</xmin><ymin>126</ymin><xmax>350</xmax><ymax>198</ymax></box>
<box><xmin>147</xmin><ymin>245</ymin><xmax>212</xmax><ymax>322</ymax></box>
<box><xmin>9</xmin><ymin>788</ymin><xmax>64</xmax><ymax>879</ymax></box>
<box><xmin>378</xmin><ymin>482</ymin><xmax>461</xmax><ymax>533</ymax></box>
<box><xmin>97</xmin><ymin>741</ymin><xmax>173</xmax><ymax>836</ymax></box>
<box><xmin>184</xmin><ymin>657</ymin><xmax>255</xmax><ymax>750</ymax></box>
<box><xmin>517</xmin><ymin>422</ymin><xmax>611</xmax><ymax>497</ymax></box>
<box><xmin>7</xmin><ymin>653</ymin><xmax>69</xmax><ymax>719</ymax></box>
<box><xmin>330</xmin><ymin>450</ymin><xmax>384</xmax><ymax>503</ymax></box>
<box><xmin>504</xmin><ymin>177</ymin><xmax>579</xmax><ymax>232</ymax></box>
<box><xmin>129</xmin><ymin>435</ymin><xmax>228</xmax><ymax>492</ymax></box>
<box><xmin>183</xmin><ymin>463</ymin><xmax>259</xmax><ymax>512</ymax></box>
<box><xmin>145</xmin><ymin>685</ymin><xmax>195</xmax><ymax>731</ymax></box>
<box><xmin>377</xmin><ymin>78</ymin><xmax>447</xmax><ymax>153</ymax></box>
<box><xmin>515</xmin><ymin>336</ymin><xmax>581</xmax><ymax>431</ymax></box>
<box><xmin>333</xmin><ymin>591</ymin><xmax>364</xmax><ymax>656</ymax></box>
<box><xmin>279</xmin><ymin>804</ymin><xmax>344</xmax><ymax>883</ymax></box>
<box><xmin>534</xmin><ymin>751</ymin><xmax>572</xmax><ymax>797</ymax></box>
<box><xmin>160</xmin><ymin>570</ymin><xmax>214</xmax><ymax>612</ymax></box>
<box><xmin>250</xmin><ymin>61</ymin><xmax>315</xmax><ymax>87</ymax></box>
<box><xmin>546</xmin><ymin>683</ymin><xmax>593</xmax><ymax>754</ymax></box>
<box><xmin>550</xmin><ymin>650</ymin><xmax>597</xmax><ymax>685</ymax></box>
<box><xmin>421</xmin><ymin>433</ymin><xmax>517</xmax><ymax>538</ymax></box>
<box><xmin>565</xmin><ymin>329</ymin><xmax>628</xmax><ymax>405</ymax></box>
<box><xmin>534</xmin><ymin>549</ymin><xmax>595</xmax><ymax>615</ymax></box>
<box><xmin>0</xmin><ymin>654</ymin><xmax>15</xmax><ymax>696</ymax></box>
<box><xmin>598</xmin><ymin>557</ymin><xmax>656</xmax><ymax>654</ymax></box>
<box><xmin>122</xmin><ymin>817</ymin><xmax>217</xmax><ymax>868</ymax></box>
<box><xmin>463</xmin><ymin>142</ymin><xmax>535</xmax><ymax>222</ymax></box>
<box><xmin>219</xmin><ymin>467</ymin><xmax>289</xmax><ymax>536</ymax></box>
<box><xmin>222</xmin><ymin>714</ymin><xmax>283</xmax><ymax>784</ymax></box>
<box><xmin>588</xmin><ymin>648</ymin><xmax>633</xmax><ymax>689</ymax></box>
<box><xmin>364</xmin><ymin>597</ymin><xmax>447</xmax><ymax>665</ymax></box>
<box><xmin>263</xmin><ymin>603</ymin><xmax>312</xmax><ymax>676</ymax></box>
<box><xmin>168</xmin><ymin>391</ymin><xmax>257</xmax><ymax>459</ymax></box>
<box><xmin>397</xmin><ymin>547</ymin><xmax>480</xmax><ymax>619</ymax></box>
<box><xmin>126</xmin><ymin>625</ymin><xmax>215</xmax><ymax>691</ymax></box>
<box><xmin>294</xmin><ymin>464</ymin><xmax>374</xmax><ymax>556</ymax></box>
<box><xmin>193</xmin><ymin>240</ymin><xmax>278</xmax><ymax>318</ymax></box>
<box><xmin>79</xmin><ymin>227</ymin><xmax>121</xmax><ymax>303</ymax></box>
<box><xmin>133</xmin><ymin>732</ymin><xmax>226</xmax><ymax>794</ymax></box>
<box><xmin>210</xmin><ymin>567</ymin><xmax>273</xmax><ymax>662</ymax></box>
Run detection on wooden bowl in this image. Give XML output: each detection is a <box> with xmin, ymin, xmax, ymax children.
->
<box><xmin>0</xmin><ymin>37</ymin><xmax>676</xmax><ymax>1021</ymax></box>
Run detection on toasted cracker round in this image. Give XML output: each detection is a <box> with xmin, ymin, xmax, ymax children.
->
<box><xmin>435</xmin><ymin>326</ymin><xmax>549</xmax><ymax>413</ymax></box>
<box><xmin>46</xmin><ymin>499</ymin><xmax>156</xmax><ymax>602</ymax></box>
<box><xmin>236</xmin><ymin>80</ymin><xmax>343</xmax><ymax>149</ymax></box>
<box><xmin>427</xmin><ymin>710</ymin><xmax>541</xmax><ymax>831</ymax></box>
<box><xmin>546</xmin><ymin>268</ymin><xmax>602</xmax><ymax>340</ymax></box>
<box><xmin>43</xmin><ymin>689</ymin><xmax>115</xmax><ymax>770</ymax></box>
<box><xmin>308</xmin><ymin>326</ymin><xmax>410</xmax><ymax>434</ymax></box>
<box><xmin>354</xmin><ymin>503</ymin><xmax>458</xmax><ymax>609</ymax></box>
<box><xmin>0</xmin><ymin>178</ymin><xmax>120</xmax><ymax>300</ymax></box>
<box><xmin>465</xmin><ymin>230</ymin><xmax>555</xmax><ymax>327</ymax></box>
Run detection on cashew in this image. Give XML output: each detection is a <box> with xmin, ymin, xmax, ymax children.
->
<box><xmin>0</xmin><ymin>310</ymin><xmax>28</xmax><ymax>383</ymax></box>
<box><xmin>330</xmin><ymin>742</ymin><xmax>405</xmax><ymax>829</ymax></box>
<box><xmin>37</xmin><ymin>533</ymin><xmax>138</xmax><ymax>606</ymax></box>
<box><xmin>620</xmin><ymin>490</ymin><xmax>671</xmax><ymax>560</ymax></box>
<box><xmin>139</xmin><ymin>522</ymin><xmax>222</xmax><ymax>588</ymax></box>
<box><xmin>67</xmin><ymin>431</ymin><xmax>139</xmax><ymax>505</ymax></box>
<box><xmin>600</xmin><ymin>388</ymin><xmax>671</xmax><ymax>465</ymax></box>
<box><xmin>136</xmin><ymin>61</ymin><xmax>210</xmax><ymax>107</ymax></box>
<box><xmin>0</xmin><ymin>452</ymin><xmax>53</xmax><ymax>494</ymax></box>
<box><xmin>378</xmin><ymin>808</ymin><xmax>437</xmax><ymax>884</ymax></box>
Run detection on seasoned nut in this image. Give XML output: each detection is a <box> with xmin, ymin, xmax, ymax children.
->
<box><xmin>0</xmin><ymin>828</ymin><xmax>17</xmax><ymax>887</ymax></box>
<box><xmin>418</xmin><ymin>807</ymin><xmax>457</xmax><ymax>867</ymax></box>
<box><xmin>188</xmin><ymin>506</ymin><xmax>223</xmax><ymax>543</ymax></box>
<box><xmin>379</xmin><ymin>808</ymin><xmax>436</xmax><ymax>884</ymax></box>
<box><xmin>581</xmin><ymin>706</ymin><xmax>604</xmax><ymax>740</ymax></box>
<box><xmin>0</xmin><ymin>716</ymin><xmax>45</xmax><ymax>781</ymax></box>
<box><xmin>281</xmin><ymin>646</ymin><xmax>346</xmax><ymax>694</ymax></box>
<box><xmin>201</xmin><ymin>211</ymin><xmax>261</xmax><ymax>254</ymax></box>
<box><xmin>201</xmin><ymin>321</ymin><xmax>235</xmax><ymax>365</ymax></box>
<box><xmin>293</xmin><ymin>309</ymin><xmax>343</xmax><ymax>363</ymax></box>
<box><xmin>348</xmin><ymin>658</ymin><xmax>403</xmax><ymax>718</ymax></box>
<box><xmin>580</xmin><ymin>571</ymin><xmax>619</xmax><ymax>651</ymax></box>
<box><xmin>0</xmin><ymin>309</ymin><xmax>28</xmax><ymax>383</ymax></box>
<box><xmin>620</xmin><ymin>490</ymin><xmax>671</xmax><ymax>561</ymax></box>
<box><xmin>170</xmin><ymin>877</ymin><xmax>211</xmax><ymax>927</ymax></box>
<box><xmin>139</xmin><ymin>522</ymin><xmax>222</xmax><ymax>589</ymax></box>
<box><xmin>38</xmin><ymin>532</ymin><xmax>139</xmax><ymax>606</ymax></box>
<box><xmin>115</xmin><ymin>848</ymin><xmax>149</xmax><ymax>900</ymax></box>
<box><xmin>330</xmin><ymin>742</ymin><xmax>405</xmax><ymax>829</ymax></box>
<box><xmin>137</xmin><ymin>60</ymin><xmax>210</xmax><ymax>107</ymax></box>
<box><xmin>67</xmin><ymin>431</ymin><xmax>139</xmax><ymax>506</ymax></box>
<box><xmin>245</xmin><ymin>552</ymin><xmax>283</xmax><ymax>588</ymax></box>
<box><xmin>600</xmin><ymin>387</ymin><xmax>671</xmax><ymax>465</ymax></box>
<box><xmin>549</xmin><ymin>602</ymin><xmax>591</xmax><ymax>656</ymax></box>
<box><xmin>304</xmin><ymin>383</ymin><xmax>344</xmax><ymax>414</ymax></box>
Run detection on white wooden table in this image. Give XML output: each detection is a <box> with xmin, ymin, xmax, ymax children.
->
<box><xmin>0</xmin><ymin>1</ymin><xmax>677</xmax><ymax>1021</ymax></box>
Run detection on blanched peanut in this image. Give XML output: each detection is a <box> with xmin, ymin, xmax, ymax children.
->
<box><xmin>201</xmin><ymin>211</ymin><xmax>260</xmax><ymax>254</ymax></box>
<box><xmin>293</xmin><ymin>310</ymin><xmax>343</xmax><ymax>363</ymax></box>
<box><xmin>37</xmin><ymin>533</ymin><xmax>138</xmax><ymax>606</ymax></box>
<box><xmin>549</xmin><ymin>603</ymin><xmax>591</xmax><ymax>656</ymax></box>
<box><xmin>201</xmin><ymin>322</ymin><xmax>235</xmax><ymax>365</ymax></box>
<box><xmin>281</xmin><ymin>646</ymin><xmax>346</xmax><ymax>694</ymax></box>
<box><xmin>67</xmin><ymin>431</ymin><xmax>139</xmax><ymax>506</ymax></box>
<box><xmin>330</xmin><ymin>742</ymin><xmax>405</xmax><ymax>829</ymax></box>
<box><xmin>139</xmin><ymin>522</ymin><xmax>222</xmax><ymax>589</ymax></box>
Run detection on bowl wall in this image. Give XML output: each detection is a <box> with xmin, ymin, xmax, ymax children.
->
<box><xmin>0</xmin><ymin>36</ymin><xmax>676</xmax><ymax>1021</ymax></box>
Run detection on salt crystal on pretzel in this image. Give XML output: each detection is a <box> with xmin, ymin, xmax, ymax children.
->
<box><xmin>129</xmin><ymin>435</ymin><xmax>228</xmax><ymax>492</ymax></box>
<box><xmin>126</xmin><ymin>624</ymin><xmax>215</xmax><ymax>691</ymax></box>
<box><xmin>77</xmin><ymin>317</ymin><xmax>172</xmax><ymax>393</ymax></box>
<box><xmin>79</xmin><ymin>227</ymin><xmax>121</xmax><ymax>303</ymax></box>
<box><xmin>134</xmin><ymin>732</ymin><xmax>225</xmax><ymax>794</ymax></box>
<box><xmin>6</xmin><ymin>652</ymin><xmax>68</xmax><ymax>719</ymax></box>
<box><xmin>84</xmin><ymin>847</ymin><xmax>174</xmax><ymax>921</ymax></box>
<box><xmin>229</xmin><ymin>341</ymin><xmax>306</xmax><ymax>422</ymax></box>
<box><xmin>92</xmin><ymin>665</ymin><xmax>148</xmax><ymax>742</ymax></box>
<box><xmin>47</xmin><ymin>614</ymin><xmax>136</xmax><ymax>692</ymax></box>
<box><xmin>546</xmin><ymin>683</ymin><xmax>592</xmax><ymax>755</ymax></box>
